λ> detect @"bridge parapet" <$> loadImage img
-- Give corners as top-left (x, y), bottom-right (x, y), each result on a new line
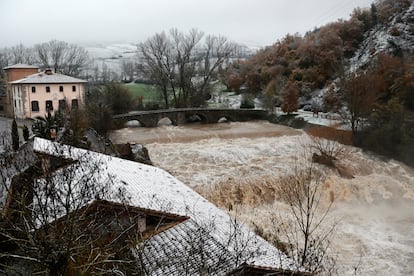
top-left (112, 108), bottom-right (269, 128)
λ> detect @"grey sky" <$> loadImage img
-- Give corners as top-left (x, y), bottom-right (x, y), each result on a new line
top-left (1, 0), bottom-right (373, 48)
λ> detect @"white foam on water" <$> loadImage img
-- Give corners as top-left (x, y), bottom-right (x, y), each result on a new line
top-left (111, 122), bottom-right (414, 275)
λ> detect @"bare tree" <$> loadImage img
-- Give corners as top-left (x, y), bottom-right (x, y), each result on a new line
top-left (0, 49), bottom-right (11, 71)
top-left (272, 160), bottom-right (337, 275)
top-left (9, 44), bottom-right (37, 65)
top-left (170, 28), bottom-right (203, 107)
top-left (121, 60), bottom-right (136, 82)
top-left (10, 44), bottom-right (26, 64)
top-left (140, 29), bottom-right (237, 108)
top-left (34, 40), bottom-right (88, 76)
top-left (306, 126), bottom-right (349, 168)
top-left (193, 34), bottom-right (235, 107)
top-left (140, 31), bottom-right (176, 108)
top-left (0, 45), bottom-right (36, 77)
top-left (0, 138), bottom-right (134, 274)
top-left (339, 72), bottom-right (383, 137)
top-left (133, 208), bottom-right (262, 275)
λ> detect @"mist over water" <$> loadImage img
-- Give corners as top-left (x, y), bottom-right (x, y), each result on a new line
top-left (110, 121), bottom-right (414, 275)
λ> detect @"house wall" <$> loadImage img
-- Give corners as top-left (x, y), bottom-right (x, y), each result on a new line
top-left (12, 85), bottom-right (24, 118)
top-left (3, 67), bottom-right (39, 117)
top-left (16, 82), bottom-right (85, 119)
top-left (4, 68), bottom-right (39, 83)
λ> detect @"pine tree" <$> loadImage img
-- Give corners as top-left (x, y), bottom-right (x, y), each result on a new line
top-left (22, 125), bottom-right (30, 141)
top-left (11, 119), bottom-right (19, 151)
top-left (370, 3), bottom-right (378, 26)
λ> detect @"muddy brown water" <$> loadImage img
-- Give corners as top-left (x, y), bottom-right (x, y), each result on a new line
top-left (110, 121), bottom-right (414, 275)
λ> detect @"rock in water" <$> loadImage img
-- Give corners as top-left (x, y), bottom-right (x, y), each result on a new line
top-left (115, 143), bottom-right (152, 165)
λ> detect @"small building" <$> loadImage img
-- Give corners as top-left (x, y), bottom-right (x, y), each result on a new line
top-left (2, 64), bottom-right (87, 119)
top-left (1, 64), bottom-right (40, 117)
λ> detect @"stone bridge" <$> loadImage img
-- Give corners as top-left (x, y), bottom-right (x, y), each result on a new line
top-left (112, 108), bottom-right (268, 128)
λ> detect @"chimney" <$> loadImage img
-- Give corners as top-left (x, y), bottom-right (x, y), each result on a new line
top-left (45, 69), bottom-right (53, 75)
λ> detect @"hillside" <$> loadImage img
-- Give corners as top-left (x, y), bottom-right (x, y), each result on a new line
top-left (350, 1), bottom-right (414, 71)
top-left (225, 0), bottom-right (413, 94)
top-left (224, 0), bottom-right (414, 166)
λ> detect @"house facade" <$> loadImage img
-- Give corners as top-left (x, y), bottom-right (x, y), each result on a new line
top-left (2, 64), bottom-right (87, 119)
top-left (1, 64), bottom-right (40, 117)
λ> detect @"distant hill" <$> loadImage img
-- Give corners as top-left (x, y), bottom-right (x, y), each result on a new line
top-left (83, 43), bottom-right (139, 77)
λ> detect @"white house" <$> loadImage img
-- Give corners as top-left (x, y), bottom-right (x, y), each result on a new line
top-left (4, 64), bottom-right (87, 119)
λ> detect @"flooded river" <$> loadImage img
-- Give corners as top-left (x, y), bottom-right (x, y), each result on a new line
top-left (110, 121), bottom-right (414, 275)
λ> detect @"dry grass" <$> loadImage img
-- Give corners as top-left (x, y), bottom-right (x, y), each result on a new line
top-left (196, 171), bottom-right (335, 211)
top-left (196, 169), bottom-right (338, 273)
top-left (196, 176), bottom-right (285, 210)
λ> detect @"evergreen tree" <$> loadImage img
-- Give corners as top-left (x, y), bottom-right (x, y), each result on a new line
top-left (370, 3), bottom-right (378, 26)
top-left (11, 119), bottom-right (19, 151)
top-left (281, 82), bottom-right (299, 114)
top-left (22, 125), bottom-right (30, 141)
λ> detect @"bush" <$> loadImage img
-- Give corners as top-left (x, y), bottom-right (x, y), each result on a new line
top-left (22, 125), bottom-right (30, 141)
top-left (390, 26), bottom-right (401, 36)
top-left (269, 114), bottom-right (307, 129)
top-left (240, 93), bottom-right (255, 109)
top-left (11, 119), bottom-right (19, 151)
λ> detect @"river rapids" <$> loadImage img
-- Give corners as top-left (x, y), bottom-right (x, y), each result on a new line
top-left (110, 121), bottom-right (414, 275)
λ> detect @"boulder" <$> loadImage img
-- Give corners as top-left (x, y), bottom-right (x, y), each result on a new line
top-left (114, 143), bottom-right (152, 165)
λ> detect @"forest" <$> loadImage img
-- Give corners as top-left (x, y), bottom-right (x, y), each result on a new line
top-left (224, 0), bottom-right (414, 165)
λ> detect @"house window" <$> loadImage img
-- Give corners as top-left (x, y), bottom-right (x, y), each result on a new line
top-left (59, 86), bottom-right (64, 92)
top-left (46, 100), bottom-right (53, 112)
top-left (72, 85), bottom-right (76, 92)
top-left (71, 99), bottom-right (79, 110)
top-left (46, 86), bottom-right (50, 93)
top-left (58, 99), bottom-right (66, 110)
top-left (31, 101), bottom-right (39, 112)
top-left (31, 86), bottom-right (36, 93)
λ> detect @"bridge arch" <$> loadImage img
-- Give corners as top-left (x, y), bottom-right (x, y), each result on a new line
top-left (184, 113), bottom-right (208, 124)
top-left (216, 115), bottom-right (235, 123)
top-left (112, 108), bottom-right (268, 128)
top-left (157, 117), bottom-right (175, 126)
top-left (125, 119), bottom-right (141, 127)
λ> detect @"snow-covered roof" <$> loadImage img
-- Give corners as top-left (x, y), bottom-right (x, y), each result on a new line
top-left (32, 137), bottom-right (300, 274)
top-left (0, 141), bottom-right (38, 209)
top-left (3, 63), bottom-right (39, 70)
top-left (9, 71), bottom-right (87, 84)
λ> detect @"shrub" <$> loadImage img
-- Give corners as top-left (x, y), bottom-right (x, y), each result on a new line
top-left (306, 126), bottom-right (355, 178)
top-left (22, 125), bottom-right (30, 141)
top-left (11, 119), bottom-right (19, 151)
top-left (390, 26), bottom-right (401, 36)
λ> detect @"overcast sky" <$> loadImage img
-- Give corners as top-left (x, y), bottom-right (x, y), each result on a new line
top-left (1, 0), bottom-right (374, 48)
